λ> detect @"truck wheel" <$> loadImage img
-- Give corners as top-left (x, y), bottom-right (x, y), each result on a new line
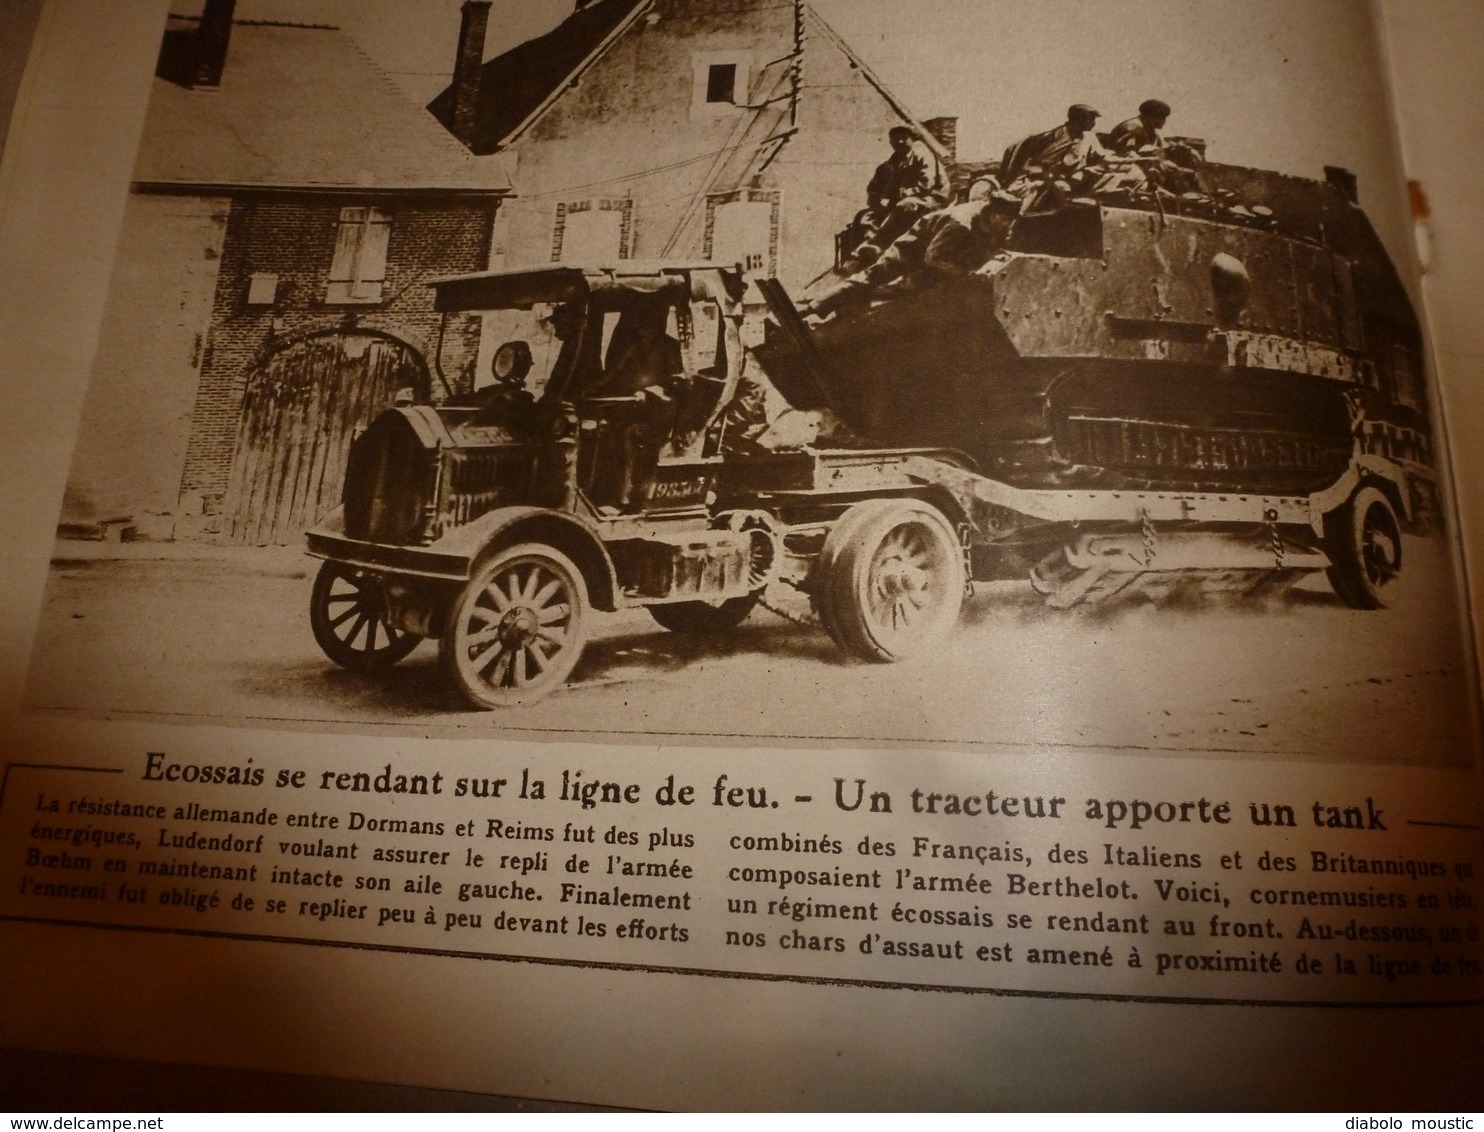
top-left (648, 595), bottom-right (760, 634)
top-left (817, 498), bottom-right (965, 662)
top-left (310, 561), bottom-right (421, 672)
top-left (440, 543), bottom-right (588, 708)
top-left (1324, 485), bottom-right (1402, 609)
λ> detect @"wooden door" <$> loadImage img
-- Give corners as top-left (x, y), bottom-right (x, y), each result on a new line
top-left (223, 331), bottom-right (428, 545)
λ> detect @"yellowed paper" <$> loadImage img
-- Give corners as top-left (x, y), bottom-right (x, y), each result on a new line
top-left (2, 0), bottom-right (1482, 1110)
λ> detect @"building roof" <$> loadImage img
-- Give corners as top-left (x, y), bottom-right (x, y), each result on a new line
top-left (426, 0), bottom-right (940, 166)
top-left (136, 17), bottom-right (510, 193)
top-left (427, 0), bottom-right (649, 154)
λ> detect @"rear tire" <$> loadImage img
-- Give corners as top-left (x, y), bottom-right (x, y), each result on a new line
top-left (1324, 485), bottom-right (1402, 609)
top-left (815, 499), bottom-right (965, 661)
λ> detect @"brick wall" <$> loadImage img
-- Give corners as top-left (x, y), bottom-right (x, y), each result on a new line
top-left (178, 191), bottom-right (496, 515)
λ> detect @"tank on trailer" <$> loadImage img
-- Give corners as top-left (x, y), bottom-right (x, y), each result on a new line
top-left (753, 163), bottom-right (1435, 521)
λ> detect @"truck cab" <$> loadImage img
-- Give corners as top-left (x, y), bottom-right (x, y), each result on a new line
top-left (307, 263), bottom-right (780, 707)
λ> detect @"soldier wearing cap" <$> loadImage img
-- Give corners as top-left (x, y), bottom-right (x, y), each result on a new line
top-left (1108, 99), bottom-right (1172, 155)
top-left (804, 186), bottom-right (1021, 319)
top-left (1000, 103), bottom-right (1107, 186)
top-left (852, 125), bottom-right (950, 266)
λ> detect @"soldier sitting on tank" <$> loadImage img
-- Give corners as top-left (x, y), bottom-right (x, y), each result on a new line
top-left (847, 125), bottom-right (950, 270)
top-left (1103, 99), bottom-right (1203, 197)
top-left (803, 180), bottom-right (1019, 320)
top-left (1001, 104), bottom-right (1108, 184)
top-left (1001, 104), bottom-right (1163, 213)
top-left (1107, 99), bottom-right (1169, 155)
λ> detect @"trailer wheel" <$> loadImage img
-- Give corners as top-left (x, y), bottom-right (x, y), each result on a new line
top-left (440, 543), bottom-right (588, 708)
top-left (310, 561), bottom-right (421, 672)
top-left (1324, 485), bottom-right (1402, 609)
top-left (648, 595), bottom-right (760, 634)
top-left (817, 499), bottom-right (965, 662)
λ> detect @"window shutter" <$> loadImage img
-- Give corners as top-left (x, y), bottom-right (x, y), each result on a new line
top-left (355, 209), bottom-right (392, 301)
top-left (326, 206), bottom-right (390, 304)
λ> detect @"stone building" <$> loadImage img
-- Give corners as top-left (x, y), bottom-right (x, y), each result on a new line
top-left (64, 0), bottom-right (509, 544)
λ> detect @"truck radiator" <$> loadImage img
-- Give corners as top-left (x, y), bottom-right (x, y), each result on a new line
top-left (343, 408), bottom-right (536, 546)
top-left (435, 448), bottom-right (539, 536)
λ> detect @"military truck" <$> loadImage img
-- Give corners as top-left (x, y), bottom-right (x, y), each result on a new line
top-left (303, 165), bottom-right (1431, 707)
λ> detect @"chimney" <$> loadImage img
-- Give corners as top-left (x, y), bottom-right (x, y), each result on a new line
top-left (191, 0), bottom-right (235, 89)
top-left (452, 0), bottom-right (491, 148)
top-left (922, 116), bottom-right (958, 166)
top-left (1324, 165), bottom-right (1359, 205)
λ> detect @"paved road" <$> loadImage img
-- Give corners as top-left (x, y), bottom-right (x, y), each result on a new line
top-left (23, 537), bottom-right (1479, 765)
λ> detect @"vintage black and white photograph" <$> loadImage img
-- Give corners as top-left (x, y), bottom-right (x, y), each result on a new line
top-left (21, 0), bottom-right (1478, 763)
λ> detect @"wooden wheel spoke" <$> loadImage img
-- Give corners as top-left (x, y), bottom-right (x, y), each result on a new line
top-left (521, 567), bottom-right (546, 602)
top-left (484, 582), bottom-right (512, 613)
top-left (364, 619), bottom-right (379, 653)
top-left (344, 613), bottom-right (370, 648)
top-left (535, 627), bottom-right (568, 650)
top-left (868, 587), bottom-right (890, 619)
top-left (325, 592), bottom-right (360, 606)
top-left (465, 626), bottom-right (502, 648)
top-left (531, 578), bottom-right (562, 609)
top-left (491, 648), bottom-right (517, 687)
top-left (1368, 529), bottom-right (1399, 563)
top-left (475, 641), bottom-right (511, 680)
top-left (897, 596), bottom-right (916, 628)
top-left (890, 527), bottom-right (921, 561)
top-left (512, 648), bottom-right (529, 687)
top-left (536, 602), bottom-right (571, 625)
top-left (526, 641), bottom-right (551, 673)
top-left (328, 603), bottom-right (362, 629)
top-left (503, 570), bottom-right (527, 607)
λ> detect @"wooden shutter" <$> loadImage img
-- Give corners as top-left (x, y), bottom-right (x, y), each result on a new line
top-left (326, 206), bottom-right (391, 303)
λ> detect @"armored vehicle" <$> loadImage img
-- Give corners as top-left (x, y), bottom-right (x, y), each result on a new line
top-left (753, 163), bottom-right (1433, 609)
top-left (762, 165), bottom-right (1430, 505)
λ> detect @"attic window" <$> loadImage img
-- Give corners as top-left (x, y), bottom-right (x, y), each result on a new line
top-left (326, 206), bottom-right (391, 304)
top-left (692, 53), bottom-right (749, 118)
top-left (706, 63), bottom-right (737, 104)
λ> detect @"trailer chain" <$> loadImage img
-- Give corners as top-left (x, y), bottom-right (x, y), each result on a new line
top-left (957, 521), bottom-right (976, 599)
top-left (1139, 508), bottom-right (1156, 568)
top-left (759, 584), bottom-right (820, 630)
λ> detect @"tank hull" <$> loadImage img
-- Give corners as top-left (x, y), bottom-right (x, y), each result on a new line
top-left (754, 189), bottom-right (1431, 501)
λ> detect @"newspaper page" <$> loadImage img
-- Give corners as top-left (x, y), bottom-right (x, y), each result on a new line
top-left (2, 0), bottom-right (1482, 1110)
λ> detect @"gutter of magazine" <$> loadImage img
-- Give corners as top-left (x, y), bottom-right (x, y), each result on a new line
top-left (1, 0), bottom-right (1482, 1111)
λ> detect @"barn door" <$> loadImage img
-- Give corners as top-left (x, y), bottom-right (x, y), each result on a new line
top-left (223, 331), bottom-right (428, 545)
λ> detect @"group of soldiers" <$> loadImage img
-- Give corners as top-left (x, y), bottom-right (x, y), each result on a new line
top-left (804, 100), bottom-right (1199, 318)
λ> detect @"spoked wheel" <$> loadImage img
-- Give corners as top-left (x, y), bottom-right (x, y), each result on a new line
top-left (815, 499), bottom-right (965, 662)
top-left (310, 561), bottom-right (421, 672)
top-left (440, 543), bottom-right (589, 708)
top-left (1324, 485), bottom-right (1403, 609)
top-left (647, 594), bottom-right (760, 634)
